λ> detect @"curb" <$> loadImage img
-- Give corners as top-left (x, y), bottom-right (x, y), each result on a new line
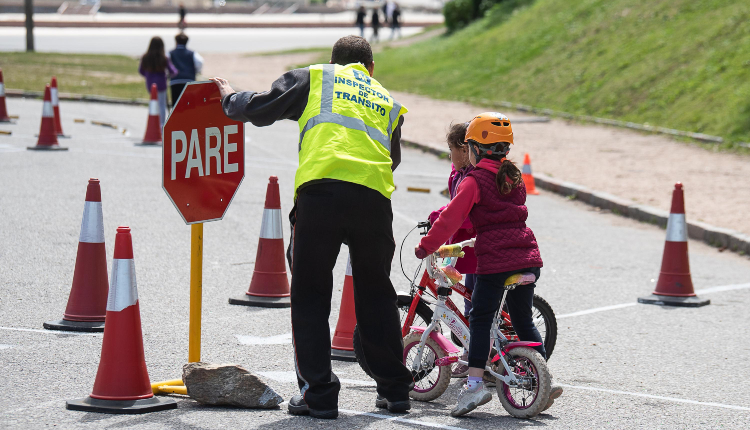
top-left (5, 89), bottom-right (148, 106)
top-left (0, 21), bottom-right (437, 29)
top-left (402, 139), bottom-right (750, 256)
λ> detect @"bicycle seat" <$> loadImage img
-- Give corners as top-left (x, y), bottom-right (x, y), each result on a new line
top-left (504, 272), bottom-right (536, 289)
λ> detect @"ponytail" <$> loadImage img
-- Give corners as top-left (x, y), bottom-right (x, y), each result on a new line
top-left (495, 158), bottom-right (522, 195)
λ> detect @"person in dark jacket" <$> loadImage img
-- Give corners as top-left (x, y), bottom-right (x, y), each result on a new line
top-left (168, 32), bottom-right (204, 106)
top-left (209, 35), bottom-right (412, 419)
top-left (370, 8), bottom-right (381, 43)
top-left (390, 3), bottom-right (402, 40)
top-left (356, 6), bottom-right (367, 38)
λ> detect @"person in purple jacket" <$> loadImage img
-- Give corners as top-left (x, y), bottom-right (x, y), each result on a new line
top-left (139, 36), bottom-right (178, 129)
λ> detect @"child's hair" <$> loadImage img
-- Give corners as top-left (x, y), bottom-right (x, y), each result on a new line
top-left (493, 143), bottom-right (522, 195)
top-left (141, 37), bottom-right (167, 73)
top-left (446, 121), bottom-right (469, 150)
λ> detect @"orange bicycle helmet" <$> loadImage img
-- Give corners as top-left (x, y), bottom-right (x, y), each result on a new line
top-left (464, 112), bottom-right (513, 160)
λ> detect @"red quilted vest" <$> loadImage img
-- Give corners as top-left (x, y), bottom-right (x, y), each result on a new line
top-left (467, 166), bottom-right (543, 274)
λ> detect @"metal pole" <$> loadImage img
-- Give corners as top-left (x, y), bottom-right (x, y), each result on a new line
top-left (188, 223), bottom-right (203, 362)
top-left (24, 0), bottom-right (34, 52)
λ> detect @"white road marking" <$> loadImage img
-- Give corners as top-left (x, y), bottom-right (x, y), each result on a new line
top-left (0, 326), bottom-right (101, 337)
top-left (561, 384), bottom-right (750, 412)
top-left (557, 282), bottom-right (750, 319)
top-left (0, 344), bottom-right (14, 349)
top-left (258, 370), bottom-right (375, 387)
top-left (339, 409), bottom-right (470, 430)
top-left (393, 208), bottom-right (418, 226)
top-left (0, 143), bottom-right (24, 152)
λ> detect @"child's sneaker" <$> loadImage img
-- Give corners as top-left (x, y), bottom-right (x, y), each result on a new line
top-left (451, 351), bottom-right (469, 378)
top-left (544, 384), bottom-right (563, 411)
top-left (450, 382), bottom-right (493, 417)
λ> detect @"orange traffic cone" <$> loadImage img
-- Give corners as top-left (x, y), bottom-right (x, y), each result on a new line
top-left (229, 176), bottom-right (291, 308)
top-left (50, 76), bottom-right (69, 138)
top-left (332, 255), bottom-right (357, 361)
top-left (27, 84), bottom-right (67, 151)
top-left (140, 84), bottom-right (162, 145)
top-left (639, 183), bottom-right (709, 307)
top-left (522, 153), bottom-right (539, 195)
top-left (0, 68), bottom-right (11, 123)
top-left (67, 226), bottom-right (177, 413)
top-left (44, 179), bottom-right (109, 332)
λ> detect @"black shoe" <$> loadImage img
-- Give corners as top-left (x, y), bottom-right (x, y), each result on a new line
top-left (375, 395), bottom-right (411, 413)
top-left (287, 395), bottom-right (338, 419)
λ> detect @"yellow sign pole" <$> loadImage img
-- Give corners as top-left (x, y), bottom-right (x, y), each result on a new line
top-left (189, 222), bottom-right (203, 362)
top-left (151, 223), bottom-right (203, 395)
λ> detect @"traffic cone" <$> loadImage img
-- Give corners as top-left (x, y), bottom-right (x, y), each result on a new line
top-left (331, 255), bottom-right (357, 362)
top-left (140, 84), bottom-right (162, 145)
top-left (522, 153), bottom-right (539, 195)
top-left (44, 179), bottom-right (109, 332)
top-left (27, 84), bottom-right (67, 151)
top-left (0, 68), bottom-right (11, 123)
top-left (638, 183), bottom-right (710, 307)
top-left (229, 176), bottom-right (291, 308)
top-left (67, 226), bottom-right (177, 414)
top-left (50, 76), bottom-right (69, 138)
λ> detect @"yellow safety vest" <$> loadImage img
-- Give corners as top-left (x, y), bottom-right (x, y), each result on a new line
top-left (295, 63), bottom-right (407, 199)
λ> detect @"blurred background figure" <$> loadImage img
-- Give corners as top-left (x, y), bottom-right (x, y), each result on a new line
top-left (390, 3), bottom-right (402, 40)
top-left (370, 7), bottom-right (381, 43)
top-left (178, 3), bottom-right (187, 30)
top-left (385, 1), bottom-right (397, 24)
top-left (356, 6), bottom-right (367, 38)
top-left (168, 33), bottom-right (204, 107)
top-left (138, 36), bottom-right (177, 128)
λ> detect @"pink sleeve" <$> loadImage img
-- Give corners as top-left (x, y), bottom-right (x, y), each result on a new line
top-left (419, 177), bottom-right (480, 253)
top-left (428, 205), bottom-right (447, 224)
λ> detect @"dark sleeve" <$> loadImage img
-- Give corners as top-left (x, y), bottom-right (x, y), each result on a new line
top-left (390, 115), bottom-right (404, 171)
top-left (221, 68), bottom-right (310, 127)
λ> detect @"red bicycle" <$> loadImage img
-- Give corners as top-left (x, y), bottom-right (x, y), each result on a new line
top-left (353, 222), bottom-right (557, 378)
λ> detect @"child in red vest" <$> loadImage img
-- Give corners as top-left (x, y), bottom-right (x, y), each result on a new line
top-left (415, 112), bottom-right (562, 417)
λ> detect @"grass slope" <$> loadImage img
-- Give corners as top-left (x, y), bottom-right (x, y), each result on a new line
top-left (0, 52), bottom-right (145, 100)
top-left (374, 0), bottom-right (750, 143)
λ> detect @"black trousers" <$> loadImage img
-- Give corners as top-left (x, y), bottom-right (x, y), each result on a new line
top-left (291, 181), bottom-right (412, 410)
top-left (170, 83), bottom-right (187, 106)
top-left (468, 267), bottom-right (545, 369)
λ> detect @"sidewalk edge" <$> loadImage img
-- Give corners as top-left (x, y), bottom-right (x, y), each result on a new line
top-left (402, 138), bottom-right (749, 256)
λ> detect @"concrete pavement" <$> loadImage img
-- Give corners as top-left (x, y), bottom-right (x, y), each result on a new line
top-left (1, 97), bottom-right (749, 428)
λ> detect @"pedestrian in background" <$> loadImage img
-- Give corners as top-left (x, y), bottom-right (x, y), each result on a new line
top-left (356, 6), bottom-right (367, 38)
top-left (370, 8), bottom-right (381, 43)
top-left (138, 36), bottom-right (177, 129)
top-left (168, 32), bottom-right (204, 107)
top-left (382, 1), bottom-right (389, 24)
top-left (390, 3), bottom-right (402, 40)
top-left (178, 3), bottom-right (187, 30)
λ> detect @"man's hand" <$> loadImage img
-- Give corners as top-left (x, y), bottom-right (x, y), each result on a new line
top-left (209, 77), bottom-right (236, 100)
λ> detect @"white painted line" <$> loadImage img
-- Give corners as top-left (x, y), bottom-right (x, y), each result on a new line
top-left (259, 370), bottom-right (375, 387)
top-left (393, 208), bottom-right (418, 226)
top-left (557, 303), bottom-right (636, 319)
top-left (561, 384), bottom-right (750, 412)
top-left (340, 409), bottom-right (470, 430)
top-left (695, 282), bottom-right (750, 295)
top-left (0, 326), bottom-right (101, 337)
top-left (237, 333), bottom-right (292, 345)
top-left (0, 344), bottom-right (14, 350)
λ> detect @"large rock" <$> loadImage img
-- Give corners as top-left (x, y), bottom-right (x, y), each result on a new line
top-left (182, 363), bottom-right (283, 408)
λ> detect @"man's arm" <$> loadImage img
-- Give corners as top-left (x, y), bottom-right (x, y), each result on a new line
top-left (193, 52), bottom-right (204, 75)
top-left (390, 115), bottom-right (404, 171)
top-left (218, 68), bottom-right (310, 127)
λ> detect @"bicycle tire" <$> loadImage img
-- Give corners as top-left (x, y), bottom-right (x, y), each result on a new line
top-left (495, 346), bottom-right (551, 418)
top-left (353, 294), bottom-right (433, 377)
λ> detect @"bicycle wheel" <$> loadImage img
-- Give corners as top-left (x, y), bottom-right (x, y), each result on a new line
top-left (353, 294), bottom-right (433, 377)
top-left (495, 346), bottom-right (551, 418)
top-left (402, 332), bottom-right (451, 402)
top-left (532, 295), bottom-right (557, 359)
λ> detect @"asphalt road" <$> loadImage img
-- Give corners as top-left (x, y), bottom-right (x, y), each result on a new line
top-left (0, 27), bottom-right (423, 56)
top-left (1, 97), bottom-right (750, 429)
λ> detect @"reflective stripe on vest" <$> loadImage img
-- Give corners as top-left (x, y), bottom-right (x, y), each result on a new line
top-left (298, 64), bottom-right (402, 153)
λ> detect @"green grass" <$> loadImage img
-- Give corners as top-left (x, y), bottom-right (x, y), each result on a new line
top-left (373, 0), bottom-right (750, 143)
top-left (0, 52), bottom-right (146, 100)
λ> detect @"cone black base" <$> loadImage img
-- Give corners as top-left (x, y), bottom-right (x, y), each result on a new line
top-left (331, 349), bottom-right (357, 362)
top-left (57, 134), bottom-right (71, 139)
top-left (43, 320), bottom-right (105, 333)
top-left (135, 142), bottom-right (161, 146)
top-left (27, 146), bottom-right (68, 151)
top-left (0, 119), bottom-right (15, 124)
top-left (66, 396), bottom-right (177, 414)
top-left (229, 294), bottom-right (291, 308)
top-left (638, 294), bottom-right (710, 307)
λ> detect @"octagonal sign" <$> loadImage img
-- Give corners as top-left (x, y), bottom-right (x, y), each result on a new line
top-left (163, 82), bottom-right (245, 224)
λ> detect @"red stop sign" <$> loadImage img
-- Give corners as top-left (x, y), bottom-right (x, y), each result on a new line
top-left (163, 82), bottom-right (245, 224)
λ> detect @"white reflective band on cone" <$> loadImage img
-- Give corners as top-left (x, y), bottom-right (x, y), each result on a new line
top-left (259, 209), bottom-right (283, 239)
top-left (79, 201), bottom-right (105, 243)
top-left (42, 101), bottom-right (53, 118)
top-left (107, 259), bottom-right (138, 312)
top-left (345, 254), bottom-right (353, 277)
top-left (522, 164), bottom-right (532, 174)
top-left (51, 88), bottom-right (59, 106)
top-left (0, 83), bottom-right (5, 96)
top-left (149, 100), bottom-right (159, 115)
top-left (665, 213), bottom-right (687, 242)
